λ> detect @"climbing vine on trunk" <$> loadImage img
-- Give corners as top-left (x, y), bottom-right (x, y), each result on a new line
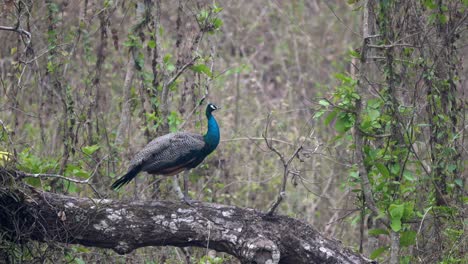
top-left (318, 0), bottom-right (466, 262)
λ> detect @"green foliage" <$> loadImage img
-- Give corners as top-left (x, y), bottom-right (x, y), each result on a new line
top-left (168, 111), bottom-right (182, 132)
top-left (400, 230), bottom-right (416, 247)
top-left (0, 150), bottom-right (12, 166)
top-left (82, 144), bottom-right (100, 156)
top-left (316, 73), bottom-right (359, 136)
top-left (18, 148), bottom-right (59, 174)
top-left (65, 164), bottom-right (90, 179)
top-left (389, 203), bottom-right (404, 232)
top-left (197, 255), bottom-right (224, 264)
top-left (330, 0), bottom-right (466, 261)
top-left (191, 64), bottom-right (213, 78)
top-left (163, 53), bottom-right (175, 72)
top-left (370, 246), bottom-right (388, 260)
top-left (197, 4), bottom-right (224, 34)
top-left (145, 112), bottom-right (162, 131)
top-left (123, 34), bottom-right (142, 49)
top-left (423, 0), bottom-right (437, 10)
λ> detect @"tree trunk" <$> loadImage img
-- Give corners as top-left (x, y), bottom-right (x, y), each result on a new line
top-left (0, 172), bottom-right (375, 264)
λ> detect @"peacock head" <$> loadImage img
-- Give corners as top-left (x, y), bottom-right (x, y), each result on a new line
top-left (206, 103), bottom-right (219, 116)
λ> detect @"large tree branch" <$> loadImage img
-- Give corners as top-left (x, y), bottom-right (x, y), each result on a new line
top-left (0, 174), bottom-right (374, 263)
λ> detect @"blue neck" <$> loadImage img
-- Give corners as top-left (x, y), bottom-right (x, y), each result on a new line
top-left (203, 113), bottom-right (220, 153)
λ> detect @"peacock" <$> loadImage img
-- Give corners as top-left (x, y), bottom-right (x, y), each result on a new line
top-left (111, 103), bottom-right (220, 199)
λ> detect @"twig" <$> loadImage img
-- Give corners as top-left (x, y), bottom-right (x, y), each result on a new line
top-left (16, 165), bottom-right (103, 198)
top-left (222, 137), bottom-right (295, 146)
top-left (0, 25), bottom-right (31, 43)
top-left (355, 0), bottom-right (389, 227)
top-left (20, 43), bottom-right (72, 64)
top-left (178, 98), bottom-right (206, 130)
top-left (17, 171), bottom-right (90, 184)
top-left (165, 56), bottom-right (200, 88)
top-left (326, 209), bottom-right (360, 226)
top-left (367, 43), bottom-right (415, 49)
top-left (324, 2), bottom-right (362, 37)
top-left (416, 206), bottom-right (432, 251)
top-left (263, 113), bottom-right (303, 216)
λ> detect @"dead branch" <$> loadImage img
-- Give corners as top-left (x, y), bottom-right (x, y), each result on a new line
top-left (262, 114), bottom-right (304, 216)
top-left (0, 172), bottom-right (375, 264)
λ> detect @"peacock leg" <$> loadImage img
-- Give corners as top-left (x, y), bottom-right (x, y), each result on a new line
top-left (171, 175), bottom-right (185, 200)
top-left (183, 170), bottom-right (190, 199)
top-left (172, 173), bottom-right (194, 206)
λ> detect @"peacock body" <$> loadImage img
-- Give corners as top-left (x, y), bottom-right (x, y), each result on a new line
top-left (111, 103), bottom-right (220, 190)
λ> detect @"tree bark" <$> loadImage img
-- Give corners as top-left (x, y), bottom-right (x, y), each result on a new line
top-left (0, 174), bottom-right (375, 264)
top-left (115, 57), bottom-right (135, 146)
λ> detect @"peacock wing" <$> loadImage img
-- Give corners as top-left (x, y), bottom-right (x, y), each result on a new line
top-left (140, 132), bottom-right (206, 174)
top-left (128, 133), bottom-right (176, 170)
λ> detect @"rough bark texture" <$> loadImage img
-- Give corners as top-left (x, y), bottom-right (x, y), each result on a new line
top-left (0, 180), bottom-right (375, 264)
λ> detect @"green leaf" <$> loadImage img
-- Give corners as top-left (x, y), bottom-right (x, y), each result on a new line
top-left (147, 40), bottom-right (156, 49)
top-left (318, 99), bottom-right (330, 107)
top-left (163, 53), bottom-right (172, 64)
top-left (197, 10), bottom-right (209, 22)
top-left (47, 61), bottom-right (55, 73)
top-left (389, 203), bottom-right (405, 232)
top-left (389, 164), bottom-right (400, 175)
top-left (438, 14), bottom-right (448, 24)
top-left (25, 177), bottom-right (41, 187)
top-left (190, 64), bottom-right (213, 77)
top-left (66, 181), bottom-right (78, 193)
top-left (166, 63), bottom-right (176, 72)
top-left (334, 73), bottom-right (352, 83)
top-left (123, 35), bottom-right (140, 48)
top-left (75, 246), bottom-right (91, 253)
top-left (212, 17), bottom-right (223, 30)
top-left (313, 110), bottom-right (325, 119)
top-left (423, 0), bottom-right (437, 9)
top-left (368, 228), bottom-right (389, 236)
top-left (370, 246), bottom-right (388, 259)
top-left (335, 114), bottom-right (353, 133)
top-left (348, 49), bottom-right (360, 58)
top-left (349, 170), bottom-right (360, 180)
top-left (135, 52), bottom-right (144, 69)
top-left (389, 204), bottom-right (404, 218)
top-left (213, 4), bottom-right (223, 13)
top-left (390, 219), bottom-right (402, 232)
top-left (335, 116), bottom-right (347, 133)
top-left (454, 178), bottom-right (463, 187)
top-left (74, 258), bottom-right (86, 264)
top-left (403, 202), bottom-right (415, 220)
top-left (376, 163), bottom-right (390, 178)
top-left (403, 171), bottom-right (416, 181)
top-left (367, 98), bottom-right (382, 109)
top-left (324, 110), bottom-right (337, 126)
top-left (447, 163), bottom-right (457, 172)
top-left (368, 109), bottom-right (380, 121)
top-left (400, 230), bottom-right (416, 247)
top-left (82, 144), bottom-right (100, 155)
top-left (168, 111), bottom-right (182, 132)
top-left (47, 2), bottom-right (60, 13)
top-left (73, 169), bottom-right (90, 178)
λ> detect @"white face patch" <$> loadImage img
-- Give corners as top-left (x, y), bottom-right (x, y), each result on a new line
top-left (210, 104), bottom-right (217, 110)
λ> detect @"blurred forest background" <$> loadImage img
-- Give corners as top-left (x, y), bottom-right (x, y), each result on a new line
top-left (0, 0), bottom-right (466, 263)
